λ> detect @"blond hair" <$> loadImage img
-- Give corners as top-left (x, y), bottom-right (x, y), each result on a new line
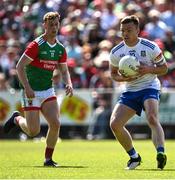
top-left (43, 12), bottom-right (60, 22)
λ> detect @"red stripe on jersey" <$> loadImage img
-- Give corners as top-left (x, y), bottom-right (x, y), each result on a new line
top-left (59, 50), bottom-right (67, 63)
top-left (24, 41), bottom-right (38, 60)
top-left (154, 53), bottom-right (163, 62)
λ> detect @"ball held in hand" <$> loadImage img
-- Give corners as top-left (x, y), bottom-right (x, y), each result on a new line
top-left (119, 55), bottom-right (140, 77)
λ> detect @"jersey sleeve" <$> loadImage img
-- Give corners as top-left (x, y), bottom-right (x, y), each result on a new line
top-left (151, 44), bottom-right (166, 65)
top-left (59, 49), bottom-right (67, 63)
top-left (109, 51), bottom-right (120, 67)
top-left (24, 41), bottom-right (39, 61)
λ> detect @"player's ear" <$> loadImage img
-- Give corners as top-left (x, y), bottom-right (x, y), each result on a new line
top-left (43, 22), bottom-right (46, 29)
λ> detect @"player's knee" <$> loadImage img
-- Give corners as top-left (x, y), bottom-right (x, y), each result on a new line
top-left (110, 119), bottom-right (122, 132)
top-left (147, 113), bottom-right (158, 126)
top-left (28, 128), bottom-right (40, 137)
top-left (49, 120), bottom-right (60, 132)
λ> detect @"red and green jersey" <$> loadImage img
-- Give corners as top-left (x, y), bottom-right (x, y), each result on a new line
top-left (23, 35), bottom-right (67, 90)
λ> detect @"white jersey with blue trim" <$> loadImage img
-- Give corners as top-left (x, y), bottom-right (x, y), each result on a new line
top-left (109, 38), bottom-right (166, 92)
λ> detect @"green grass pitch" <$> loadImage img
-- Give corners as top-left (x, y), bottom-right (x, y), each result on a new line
top-left (0, 139), bottom-right (175, 179)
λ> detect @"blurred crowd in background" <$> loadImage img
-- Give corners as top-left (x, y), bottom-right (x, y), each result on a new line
top-left (0, 0), bottom-right (175, 139)
top-left (0, 0), bottom-right (175, 91)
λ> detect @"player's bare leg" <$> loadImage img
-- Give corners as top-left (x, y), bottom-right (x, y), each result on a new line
top-left (16, 111), bottom-right (40, 137)
top-left (144, 99), bottom-right (167, 169)
top-left (110, 104), bottom-right (141, 170)
top-left (110, 104), bottom-right (136, 151)
top-left (41, 99), bottom-right (60, 167)
top-left (4, 110), bottom-right (40, 137)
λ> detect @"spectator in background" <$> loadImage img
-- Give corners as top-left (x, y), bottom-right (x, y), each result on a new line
top-left (0, 40), bottom-right (7, 73)
top-left (106, 29), bottom-right (122, 47)
top-left (0, 0), bottom-right (175, 90)
top-left (0, 73), bottom-right (9, 91)
top-left (154, 37), bottom-right (175, 88)
top-left (67, 58), bottom-right (86, 88)
top-left (144, 9), bottom-right (168, 40)
top-left (163, 28), bottom-right (175, 56)
top-left (5, 47), bottom-right (20, 89)
top-left (161, 2), bottom-right (175, 34)
top-left (87, 45), bottom-right (114, 139)
top-left (83, 23), bottom-right (103, 58)
top-left (124, 1), bottom-right (141, 16)
top-left (89, 0), bottom-right (104, 12)
top-left (1, 4), bottom-right (21, 41)
top-left (81, 44), bottom-right (97, 88)
top-left (100, 0), bottom-right (119, 33)
top-left (3, 47), bottom-right (18, 77)
top-left (76, 0), bottom-right (93, 22)
top-left (29, 0), bottom-right (54, 24)
top-left (66, 35), bottom-right (83, 65)
top-left (87, 71), bottom-right (114, 140)
top-left (90, 54), bottom-right (109, 88)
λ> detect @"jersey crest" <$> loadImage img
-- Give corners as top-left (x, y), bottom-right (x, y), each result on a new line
top-left (141, 50), bottom-right (146, 57)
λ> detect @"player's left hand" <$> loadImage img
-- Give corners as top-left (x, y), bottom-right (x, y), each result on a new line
top-left (65, 84), bottom-right (73, 97)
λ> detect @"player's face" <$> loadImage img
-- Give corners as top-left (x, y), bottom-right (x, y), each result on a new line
top-left (44, 18), bottom-right (60, 37)
top-left (120, 22), bottom-right (139, 46)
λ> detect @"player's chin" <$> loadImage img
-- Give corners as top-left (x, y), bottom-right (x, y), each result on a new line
top-left (51, 31), bottom-right (57, 36)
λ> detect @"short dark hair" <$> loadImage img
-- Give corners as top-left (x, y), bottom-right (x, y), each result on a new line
top-left (43, 12), bottom-right (60, 22)
top-left (120, 15), bottom-right (139, 27)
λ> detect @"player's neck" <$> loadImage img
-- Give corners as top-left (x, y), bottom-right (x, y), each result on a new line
top-left (43, 34), bottom-right (56, 45)
top-left (125, 38), bottom-right (139, 47)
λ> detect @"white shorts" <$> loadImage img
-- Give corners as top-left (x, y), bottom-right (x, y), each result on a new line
top-left (21, 88), bottom-right (57, 111)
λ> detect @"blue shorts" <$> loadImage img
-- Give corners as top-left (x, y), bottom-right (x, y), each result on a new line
top-left (118, 89), bottom-right (160, 116)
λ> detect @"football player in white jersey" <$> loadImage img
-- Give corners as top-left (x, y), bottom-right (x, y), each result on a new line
top-left (109, 15), bottom-right (168, 170)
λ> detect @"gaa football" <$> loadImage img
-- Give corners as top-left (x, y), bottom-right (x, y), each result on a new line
top-left (119, 55), bottom-right (140, 77)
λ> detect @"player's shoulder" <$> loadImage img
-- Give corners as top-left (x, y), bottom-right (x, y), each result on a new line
top-left (111, 41), bottom-right (125, 54)
top-left (140, 38), bottom-right (158, 50)
top-left (34, 35), bottom-right (45, 46)
top-left (56, 39), bottom-right (65, 49)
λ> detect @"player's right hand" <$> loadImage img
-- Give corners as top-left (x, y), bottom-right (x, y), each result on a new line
top-left (24, 86), bottom-right (35, 98)
top-left (118, 69), bottom-right (128, 77)
top-left (65, 84), bottom-right (73, 97)
top-left (119, 73), bottom-right (140, 82)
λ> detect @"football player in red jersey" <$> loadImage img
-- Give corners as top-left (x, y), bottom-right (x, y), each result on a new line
top-left (4, 12), bottom-right (73, 167)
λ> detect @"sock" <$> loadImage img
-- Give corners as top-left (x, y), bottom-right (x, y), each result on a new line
top-left (45, 147), bottom-right (54, 161)
top-left (127, 148), bottom-right (138, 158)
top-left (157, 146), bottom-right (164, 153)
top-left (14, 116), bottom-right (22, 125)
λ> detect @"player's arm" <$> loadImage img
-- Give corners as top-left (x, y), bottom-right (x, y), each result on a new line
top-left (58, 63), bottom-right (73, 97)
top-left (16, 54), bottom-right (35, 98)
top-left (110, 64), bottom-right (138, 82)
top-left (137, 53), bottom-right (168, 76)
top-left (137, 63), bottom-right (168, 76)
